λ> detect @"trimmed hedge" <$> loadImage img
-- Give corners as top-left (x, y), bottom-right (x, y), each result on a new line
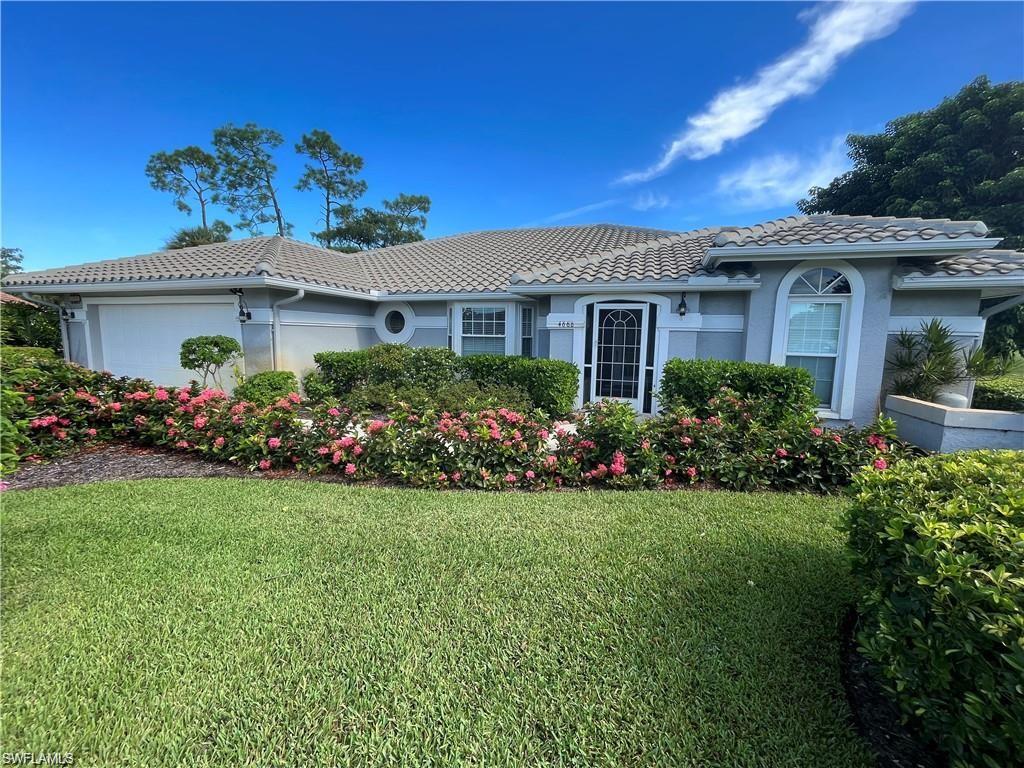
top-left (456, 355), bottom-right (578, 417)
top-left (234, 371), bottom-right (299, 406)
top-left (659, 359), bottom-right (817, 422)
top-left (847, 451), bottom-right (1024, 767)
top-left (1, 346), bottom-right (59, 369)
top-left (312, 345), bottom-right (579, 416)
top-left (972, 376), bottom-right (1024, 412)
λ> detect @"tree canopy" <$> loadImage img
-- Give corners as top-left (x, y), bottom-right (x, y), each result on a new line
top-left (799, 77), bottom-right (1023, 249)
top-left (328, 193), bottom-right (432, 251)
top-left (1, 247), bottom-right (24, 279)
top-left (213, 123), bottom-right (291, 237)
top-left (165, 221), bottom-right (232, 250)
top-left (295, 130), bottom-right (367, 249)
top-left (144, 147), bottom-right (220, 229)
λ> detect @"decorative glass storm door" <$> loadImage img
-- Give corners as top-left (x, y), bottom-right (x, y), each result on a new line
top-left (591, 303), bottom-right (648, 411)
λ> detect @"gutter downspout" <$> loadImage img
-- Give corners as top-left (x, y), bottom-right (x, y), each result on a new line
top-left (19, 293), bottom-right (70, 363)
top-left (271, 289), bottom-right (304, 370)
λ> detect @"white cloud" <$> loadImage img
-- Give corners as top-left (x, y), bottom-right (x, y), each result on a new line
top-left (618, 0), bottom-right (913, 184)
top-left (716, 137), bottom-right (852, 209)
top-left (631, 192), bottom-right (670, 211)
top-left (527, 198), bottom-right (622, 226)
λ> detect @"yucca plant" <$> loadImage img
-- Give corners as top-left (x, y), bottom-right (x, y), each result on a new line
top-left (888, 319), bottom-right (1002, 402)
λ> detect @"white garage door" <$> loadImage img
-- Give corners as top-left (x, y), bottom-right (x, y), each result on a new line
top-left (98, 302), bottom-right (242, 387)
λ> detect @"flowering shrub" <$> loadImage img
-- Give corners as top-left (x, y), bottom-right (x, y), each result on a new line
top-left (2, 358), bottom-right (901, 492)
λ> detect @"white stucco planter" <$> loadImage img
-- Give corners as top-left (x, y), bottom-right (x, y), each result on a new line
top-left (885, 395), bottom-right (1024, 453)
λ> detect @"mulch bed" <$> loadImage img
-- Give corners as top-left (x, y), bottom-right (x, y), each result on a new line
top-left (840, 608), bottom-right (947, 768)
top-left (5, 443), bottom-right (256, 491)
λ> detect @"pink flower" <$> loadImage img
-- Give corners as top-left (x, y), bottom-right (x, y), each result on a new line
top-left (352, 445), bottom-right (363, 456)
top-left (525, 470), bottom-right (535, 480)
top-left (178, 391), bottom-right (191, 403)
top-left (665, 468), bottom-right (673, 477)
top-left (344, 463), bottom-right (357, 476)
top-left (681, 436), bottom-right (693, 446)
top-left (832, 434), bottom-right (842, 444)
top-left (609, 450), bottom-right (627, 477)
top-left (86, 428), bottom-right (97, 437)
top-left (317, 446), bottom-right (330, 456)
top-left (452, 471), bottom-right (462, 482)
top-left (193, 416), bottom-right (208, 429)
top-left (110, 402), bottom-right (122, 412)
top-left (175, 440), bottom-right (190, 449)
top-left (438, 472), bottom-right (448, 482)
top-left (165, 417), bottom-right (176, 426)
top-left (367, 420), bottom-right (387, 434)
top-left (811, 427), bottom-right (823, 437)
top-left (288, 392), bottom-right (301, 404)
top-left (154, 388), bottom-right (169, 401)
top-left (214, 436), bottom-right (225, 448)
top-left (267, 437), bottom-right (281, 449)
top-left (873, 458), bottom-right (888, 470)
top-left (775, 448), bottom-right (788, 458)
top-left (327, 407), bottom-right (341, 417)
top-left (686, 466), bottom-right (698, 478)
top-left (544, 455), bottom-right (558, 468)
top-left (332, 450), bottom-right (343, 465)
top-left (258, 459), bottom-right (271, 471)
top-left (339, 436), bottom-right (355, 448)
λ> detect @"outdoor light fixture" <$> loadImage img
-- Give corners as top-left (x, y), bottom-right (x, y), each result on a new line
top-left (231, 288), bottom-right (252, 323)
top-left (677, 293), bottom-right (687, 316)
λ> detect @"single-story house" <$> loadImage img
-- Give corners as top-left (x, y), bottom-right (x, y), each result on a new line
top-left (6, 214), bottom-right (1023, 424)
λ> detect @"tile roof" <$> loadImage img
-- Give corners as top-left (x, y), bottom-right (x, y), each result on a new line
top-left (897, 249), bottom-right (1024, 279)
top-left (353, 224), bottom-right (679, 293)
top-left (0, 291), bottom-right (39, 306)
top-left (4, 216), bottom-right (1012, 296)
top-left (713, 215), bottom-right (991, 249)
top-left (2, 236), bottom-right (374, 293)
top-left (511, 229), bottom-right (732, 285)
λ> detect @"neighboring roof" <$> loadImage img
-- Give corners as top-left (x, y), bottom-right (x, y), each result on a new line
top-left (2, 236), bottom-right (374, 294)
top-left (5, 216), bottom-right (1014, 297)
top-left (713, 214), bottom-right (991, 249)
top-left (353, 224), bottom-right (679, 293)
top-left (0, 290), bottom-right (38, 306)
top-left (897, 249), bottom-right (1024, 279)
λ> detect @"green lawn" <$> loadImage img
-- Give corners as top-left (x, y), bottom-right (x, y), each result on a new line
top-left (1, 480), bottom-right (872, 767)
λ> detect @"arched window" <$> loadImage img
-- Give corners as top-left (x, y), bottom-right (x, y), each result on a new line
top-left (783, 268), bottom-right (852, 408)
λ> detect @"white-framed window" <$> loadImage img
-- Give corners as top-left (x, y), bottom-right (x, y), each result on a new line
top-left (461, 305), bottom-right (507, 355)
top-left (520, 306), bottom-right (534, 358)
top-left (374, 301), bottom-right (415, 344)
top-left (783, 267), bottom-right (851, 410)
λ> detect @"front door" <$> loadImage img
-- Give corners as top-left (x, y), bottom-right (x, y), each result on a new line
top-left (590, 303), bottom-right (648, 411)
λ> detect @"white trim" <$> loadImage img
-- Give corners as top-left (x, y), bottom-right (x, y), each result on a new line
top-left (893, 274), bottom-right (1024, 291)
top-left (545, 311), bottom-right (744, 333)
top-left (14, 276), bottom-right (380, 301)
top-left (80, 294), bottom-right (237, 306)
top-left (510, 278), bottom-right (760, 295)
top-left (568, 293), bottom-right (675, 413)
top-left (705, 237), bottom-right (1001, 266)
top-left (590, 302), bottom-right (649, 412)
top-left (374, 302), bottom-right (416, 344)
top-left (386, 291), bottom-right (526, 301)
top-left (887, 316), bottom-right (986, 336)
top-left (769, 260), bottom-right (865, 421)
top-left (449, 301), bottom-right (518, 356)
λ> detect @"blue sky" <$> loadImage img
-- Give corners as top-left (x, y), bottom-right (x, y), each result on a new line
top-left (3, 1), bottom-right (1022, 271)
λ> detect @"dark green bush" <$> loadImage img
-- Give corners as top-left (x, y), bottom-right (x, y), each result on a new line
top-left (301, 371), bottom-right (335, 403)
top-left (456, 355), bottom-right (578, 416)
top-left (313, 345), bottom-right (577, 416)
top-left (972, 376), bottom-right (1024, 412)
top-left (659, 358), bottom-right (816, 422)
top-left (312, 350), bottom-right (370, 395)
top-left (1, 346), bottom-right (59, 370)
top-left (345, 381), bottom-right (533, 415)
top-left (846, 451), bottom-right (1024, 768)
top-left (234, 371), bottom-right (299, 406)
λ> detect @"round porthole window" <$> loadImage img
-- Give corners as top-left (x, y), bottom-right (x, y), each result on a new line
top-left (385, 310), bottom-right (406, 334)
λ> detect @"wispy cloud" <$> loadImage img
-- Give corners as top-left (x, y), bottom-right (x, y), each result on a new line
top-left (631, 192), bottom-right (670, 211)
top-left (716, 137), bottom-right (851, 209)
top-left (526, 198), bottom-right (622, 226)
top-left (618, 1), bottom-right (913, 184)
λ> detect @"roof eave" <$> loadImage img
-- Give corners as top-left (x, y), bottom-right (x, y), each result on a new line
top-left (893, 273), bottom-right (1024, 298)
top-left (6, 275), bottom-right (379, 301)
top-left (703, 237), bottom-right (1003, 267)
top-left (508, 276), bottom-right (761, 294)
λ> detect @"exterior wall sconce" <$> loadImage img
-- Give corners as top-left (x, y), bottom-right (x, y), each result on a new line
top-left (677, 293), bottom-right (687, 316)
top-left (231, 288), bottom-right (251, 323)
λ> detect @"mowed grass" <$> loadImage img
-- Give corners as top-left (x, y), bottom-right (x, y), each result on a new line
top-left (1, 480), bottom-right (872, 767)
